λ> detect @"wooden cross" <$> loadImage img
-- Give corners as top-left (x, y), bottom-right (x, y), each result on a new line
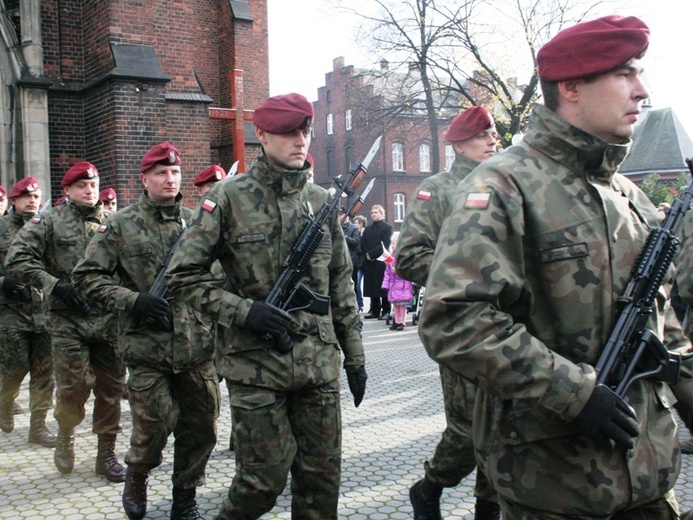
top-left (209, 69), bottom-right (254, 173)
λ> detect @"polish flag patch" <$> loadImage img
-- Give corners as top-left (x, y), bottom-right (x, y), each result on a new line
top-left (31, 216), bottom-right (42, 224)
top-left (464, 192), bottom-right (491, 209)
top-left (201, 199), bottom-right (217, 212)
top-left (417, 190), bottom-right (432, 201)
top-left (98, 224), bottom-right (108, 233)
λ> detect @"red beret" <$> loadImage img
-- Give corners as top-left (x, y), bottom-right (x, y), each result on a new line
top-left (194, 165), bottom-right (226, 186)
top-left (61, 162), bottom-right (99, 187)
top-left (0, 185), bottom-right (6, 198)
top-left (253, 93), bottom-right (314, 134)
top-left (538, 15), bottom-right (649, 82)
top-left (140, 142), bottom-right (181, 173)
top-left (54, 196), bottom-right (68, 207)
top-left (306, 153), bottom-right (314, 168)
top-left (99, 188), bottom-right (117, 202)
top-left (9, 177), bottom-right (40, 198)
top-left (445, 106), bottom-right (494, 142)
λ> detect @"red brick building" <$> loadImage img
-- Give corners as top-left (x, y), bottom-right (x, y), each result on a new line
top-left (0, 0), bottom-right (268, 206)
top-left (311, 57), bottom-right (463, 231)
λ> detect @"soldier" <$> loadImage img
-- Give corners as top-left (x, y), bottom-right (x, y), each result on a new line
top-left (5, 163), bottom-right (126, 481)
top-left (99, 188), bottom-right (118, 212)
top-left (397, 106), bottom-right (500, 520)
top-left (0, 178), bottom-right (55, 447)
top-left (72, 142), bottom-right (219, 520)
top-left (419, 15), bottom-right (693, 518)
top-left (166, 93), bottom-right (367, 520)
top-left (193, 164), bottom-right (226, 196)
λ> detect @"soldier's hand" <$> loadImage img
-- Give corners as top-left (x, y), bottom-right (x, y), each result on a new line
top-left (2, 276), bottom-right (31, 302)
top-left (245, 301), bottom-right (291, 336)
top-left (571, 384), bottom-right (639, 449)
top-left (133, 292), bottom-right (172, 331)
top-left (345, 365), bottom-right (367, 407)
top-left (52, 280), bottom-right (88, 310)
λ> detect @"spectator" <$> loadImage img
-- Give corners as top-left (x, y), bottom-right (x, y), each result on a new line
top-left (361, 204), bottom-right (393, 320)
top-left (381, 233), bottom-right (413, 331)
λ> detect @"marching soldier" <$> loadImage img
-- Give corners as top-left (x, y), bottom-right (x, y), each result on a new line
top-left (194, 164), bottom-right (226, 196)
top-left (99, 188), bottom-right (118, 212)
top-left (72, 142), bottom-right (219, 520)
top-left (0, 178), bottom-right (55, 447)
top-left (6, 163), bottom-right (126, 482)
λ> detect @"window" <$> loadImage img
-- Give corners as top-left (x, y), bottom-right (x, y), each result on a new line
top-left (326, 113), bottom-right (334, 135)
top-left (345, 109), bottom-right (352, 130)
top-left (392, 142), bottom-right (404, 171)
top-left (419, 143), bottom-right (431, 172)
top-left (445, 144), bottom-right (455, 170)
top-left (394, 193), bottom-right (406, 223)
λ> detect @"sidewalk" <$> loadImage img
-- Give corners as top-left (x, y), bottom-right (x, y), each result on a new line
top-left (0, 315), bottom-right (691, 519)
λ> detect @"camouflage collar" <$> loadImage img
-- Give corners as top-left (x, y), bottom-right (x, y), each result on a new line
top-left (139, 192), bottom-right (184, 221)
top-left (450, 154), bottom-right (481, 179)
top-left (524, 105), bottom-right (630, 181)
top-left (68, 199), bottom-right (104, 220)
top-left (8, 211), bottom-right (33, 224)
top-left (253, 153), bottom-right (310, 195)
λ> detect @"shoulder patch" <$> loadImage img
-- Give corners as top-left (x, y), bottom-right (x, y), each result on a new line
top-left (464, 192), bottom-right (491, 209)
top-left (201, 199), bottom-right (217, 212)
top-left (417, 190), bottom-right (432, 201)
top-left (98, 224), bottom-right (108, 233)
top-left (31, 216), bottom-right (42, 224)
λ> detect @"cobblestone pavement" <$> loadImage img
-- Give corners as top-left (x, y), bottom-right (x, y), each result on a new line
top-left (0, 314), bottom-right (691, 519)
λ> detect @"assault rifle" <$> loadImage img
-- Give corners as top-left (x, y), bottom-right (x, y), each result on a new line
top-left (266, 136), bottom-right (382, 353)
top-left (594, 159), bottom-right (693, 398)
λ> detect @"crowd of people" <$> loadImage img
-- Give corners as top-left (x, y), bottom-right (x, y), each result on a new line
top-left (1, 13), bottom-right (693, 520)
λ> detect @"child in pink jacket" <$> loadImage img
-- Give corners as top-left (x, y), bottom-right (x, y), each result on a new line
top-left (381, 233), bottom-right (414, 330)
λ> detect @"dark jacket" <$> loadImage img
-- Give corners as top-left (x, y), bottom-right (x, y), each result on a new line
top-left (341, 220), bottom-right (362, 270)
top-left (360, 219), bottom-right (393, 298)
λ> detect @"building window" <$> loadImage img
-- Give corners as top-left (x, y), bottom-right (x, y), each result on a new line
top-left (394, 193), bottom-right (406, 223)
top-left (445, 144), bottom-right (455, 170)
top-left (419, 143), bottom-right (431, 172)
top-left (326, 113), bottom-right (334, 135)
top-left (345, 109), bottom-right (352, 131)
top-left (392, 142), bottom-right (404, 171)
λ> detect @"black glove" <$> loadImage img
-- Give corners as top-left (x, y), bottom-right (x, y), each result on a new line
top-left (133, 292), bottom-right (172, 331)
top-left (2, 276), bottom-right (31, 302)
top-left (245, 301), bottom-right (291, 336)
top-left (571, 384), bottom-right (639, 449)
top-left (345, 365), bottom-right (367, 408)
top-left (52, 280), bottom-right (90, 313)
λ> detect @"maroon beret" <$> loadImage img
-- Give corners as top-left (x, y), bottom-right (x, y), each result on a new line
top-left (54, 196), bottom-right (68, 207)
top-left (253, 93), bottom-right (314, 134)
top-left (9, 177), bottom-right (40, 198)
top-left (194, 165), bottom-right (226, 187)
top-left (0, 185), bottom-right (6, 198)
top-left (538, 15), bottom-right (649, 82)
top-left (306, 153), bottom-right (314, 168)
top-left (99, 188), bottom-right (117, 202)
top-left (445, 106), bottom-right (494, 142)
top-left (61, 162), bottom-right (99, 187)
top-left (140, 142), bottom-right (181, 173)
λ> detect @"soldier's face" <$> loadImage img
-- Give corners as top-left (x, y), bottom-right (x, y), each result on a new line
top-left (0, 197), bottom-right (6, 214)
top-left (11, 191), bottom-right (41, 215)
top-left (256, 127), bottom-right (311, 170)
top-left (65, 179), bottom-right (100, 206)
top-left (141, 165), bottom-right (182, 204)
top-left (102, 199), bottom-right (117, 212)
top-left (454, 128), bottom-right (498, 164)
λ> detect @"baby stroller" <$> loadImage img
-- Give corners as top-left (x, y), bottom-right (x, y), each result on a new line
top-left (386, 284), bottom-right (425, 326)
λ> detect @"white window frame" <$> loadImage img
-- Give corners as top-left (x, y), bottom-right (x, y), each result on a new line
top-left (419, 143), bottom-right (431, 172)
top-left (392, 142), bottom-right (404, 172)
top-left (345, 109), bottom-right (352, 130)
top-left (326, 113), bottom-right (334, 135)
top-left (445, 144), bottom-right (455, 170)
top-left (394, 193), bottom-right (406, 223)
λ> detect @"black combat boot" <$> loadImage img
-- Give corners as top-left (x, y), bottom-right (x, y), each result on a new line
top-left (0, 400), bottom-right (14, 433)
top-left (12, 401), bottom-right (22, 415)
top-left (54, 427), bottom-right (75, 474)
top-left (409, 478), bottom-right (443, 520)
top-left (474, 499), bottom-right (501, 520)
top-left (95, 433), bottom-right (126, 482)
top-left (123, 468), bottom-right (148, 520)
top-left (171, 487), bottom-right (204, 520)
top-left (28, 411), bottom-right (57, 447)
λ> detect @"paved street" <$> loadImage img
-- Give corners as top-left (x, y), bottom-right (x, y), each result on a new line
top-left (0, 314), bottom-right (692, 519)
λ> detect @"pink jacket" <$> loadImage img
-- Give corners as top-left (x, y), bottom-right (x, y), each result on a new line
top-left (381, 254), bottom-right (414, 303)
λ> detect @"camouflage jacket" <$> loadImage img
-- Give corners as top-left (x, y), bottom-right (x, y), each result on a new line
top-left (418, 104), bottom-right (692, 514)
top-left (396, 154), bottom-right (480, 286)
top-left (5, 200), bottom-right (112, 320)
top-left (71, 193), bottom-right (215, 372)
top-left (0, 212), bottom-right (45, 331)
top-left (166, 153), bottom-right (364, 390)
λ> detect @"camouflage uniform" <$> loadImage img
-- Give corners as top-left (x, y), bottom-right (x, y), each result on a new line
top-left (0, 212), bottom-right (53, 420)
top-left (5, 201), bottom-right (125, 437)
top-left (166, 153), bottom-right (365, 520)
top-left (418, 104), bottom-right (692, 517)
top-left (71, 193), bottom-right (219, 487)
top-left (397, 154), bottom-right (497, 503)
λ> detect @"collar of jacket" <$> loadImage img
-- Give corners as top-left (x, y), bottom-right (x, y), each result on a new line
top-left (450, 153), bottom-right (482, 179)
top-left (252, 152), bottom-right (310, 196)
top-left (523, 104), bottom-right (630, 183)
top-left (67, 199), bottom-right (104, 221)
top-left (9, 211), bottom-right (33, 225)
top-left (140, 192), bottom-right (184, 222)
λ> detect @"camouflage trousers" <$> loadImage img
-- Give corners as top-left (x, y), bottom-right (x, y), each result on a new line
top-left (0, 329), bottom-right (53, 412)
top-left (425, 364), bottom-right (496, 502)
top-left (499, 489), bottom-right (680, 519)
top-left (51, 314), bottom-right (125, 434)
top-left (124, 361), bottom-right (219, 488)
top-left (216, 378), bottom-right (342, 520)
